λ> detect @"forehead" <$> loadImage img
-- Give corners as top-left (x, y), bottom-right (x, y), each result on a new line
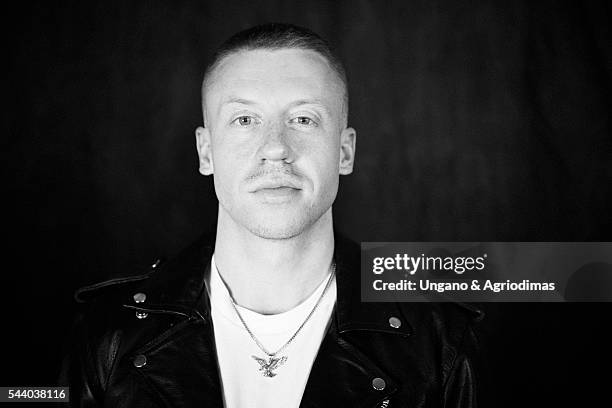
top-left (205, 49), bottom-right (344, 112)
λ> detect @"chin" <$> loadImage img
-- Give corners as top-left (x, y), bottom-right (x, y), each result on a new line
top-left (241, 206), bottom-right (322, 240)
top-left (247, 219), bottom-right (308, 240)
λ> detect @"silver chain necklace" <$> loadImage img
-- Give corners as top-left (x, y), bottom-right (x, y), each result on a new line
top-left (226, 262), bottom-right (336, 378)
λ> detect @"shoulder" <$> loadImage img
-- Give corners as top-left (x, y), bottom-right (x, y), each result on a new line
top-left (334, 230), bottom-right (483, 365)
top-left (334, 229), bottom-right (483, 332)
top-left (60, 234), bottom-right (213, 396)
top-left (74, 232), bottom-right (212, 312)
top-left (73, 258), bottom-right (161, 305)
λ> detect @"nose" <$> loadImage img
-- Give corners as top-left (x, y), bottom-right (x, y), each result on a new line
top-left (258, 124), bottom-right (295, 163)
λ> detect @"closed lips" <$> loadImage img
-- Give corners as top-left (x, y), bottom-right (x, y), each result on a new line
top-left (249, 179), bottom-right (301, 192)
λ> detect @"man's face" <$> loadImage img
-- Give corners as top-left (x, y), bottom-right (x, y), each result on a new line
top-left (196, 48), bottom-right (355, 239)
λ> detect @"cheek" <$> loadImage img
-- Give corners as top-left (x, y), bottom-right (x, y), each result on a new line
top-left (211, 145), bottom-right (241, 197)
top-left (212, 134), bottom-right (252, 172)
top-left (212, 171), bottom-right (231, 204)
top-left (302, 141), bottom-right (340, 191)
top-left (292, 127), bottom-right (340, 158)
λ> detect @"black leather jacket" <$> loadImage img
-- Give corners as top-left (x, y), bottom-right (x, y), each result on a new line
top-left (59, 232), bottom-right (482, 407)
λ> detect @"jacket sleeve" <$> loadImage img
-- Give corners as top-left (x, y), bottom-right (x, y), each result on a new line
top-left (442, 322), bottom-right (480, 408)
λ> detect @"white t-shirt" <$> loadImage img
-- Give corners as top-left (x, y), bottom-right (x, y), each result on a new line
top-left (208, 255), bottom-right (337, 408)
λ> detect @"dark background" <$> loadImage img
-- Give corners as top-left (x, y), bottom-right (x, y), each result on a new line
top-left (4, 0), bottom-right (611, 406)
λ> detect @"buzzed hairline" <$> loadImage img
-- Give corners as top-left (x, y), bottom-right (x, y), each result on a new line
top-left (200, 47), bottom-right (349, 128)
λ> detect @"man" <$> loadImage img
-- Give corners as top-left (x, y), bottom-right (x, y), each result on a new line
top-left (61, 23), bottom-right (481, 407)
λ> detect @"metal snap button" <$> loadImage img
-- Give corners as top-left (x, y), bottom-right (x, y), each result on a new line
top-left (372, 377), bottom-right (386, 391)
top-left (135, 311), bottom-right (148, 319)
top-left (133, 354), bottom-right (147, 368)
top-left (133, 292), bottom-right (146, 303)
top-left (388, 316), bottom-right (401, 329)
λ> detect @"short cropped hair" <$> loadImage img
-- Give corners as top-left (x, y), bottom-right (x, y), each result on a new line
top-left (201, 23), bottom-right (348, 125)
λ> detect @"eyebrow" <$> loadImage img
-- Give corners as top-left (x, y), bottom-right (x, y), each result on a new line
top-left (288, 99), bottom-right (330, 114)
top-left (221, 97), bottom-right (258, 106)
top-left (216, 97), bottom-right (257, 118)
top-left (220, 97), bottom-right (331, 114)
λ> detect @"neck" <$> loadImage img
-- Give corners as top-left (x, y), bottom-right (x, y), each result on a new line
top-left (213, 207), bottom-right (335, 314)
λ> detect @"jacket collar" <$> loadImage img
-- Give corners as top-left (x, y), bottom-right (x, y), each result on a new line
top-left (117, 229), bottom-right (417, 407)
top-left (133, 228), bottom-right (413, 338)
top-left (333, 232), bottom-right (413, 337)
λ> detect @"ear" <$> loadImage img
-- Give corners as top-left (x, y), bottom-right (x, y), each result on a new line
top-left (195, 126), bottom-right (214, 175)
top-left (339, 127), bottom-right (356, 175)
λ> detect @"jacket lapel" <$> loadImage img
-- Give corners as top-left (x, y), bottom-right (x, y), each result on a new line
top-left (114, 240), bottom-right (225, 407)
top-left (299, 234), bottom-right (412, 408)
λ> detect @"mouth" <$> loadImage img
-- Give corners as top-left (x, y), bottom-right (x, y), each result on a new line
top-left (250, 183), bottom-right (301, 204)
top-left (248, 178), bottom-right (302, 192)
top-left (256, 186), bottom-right (299, 195)
top-left (246, 174), bottom-right (303, 204)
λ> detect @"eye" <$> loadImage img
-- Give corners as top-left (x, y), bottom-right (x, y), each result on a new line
top-left (290, 116), bottom-right (317, 126)
top-left (232, 116), bottom-right (255, 126)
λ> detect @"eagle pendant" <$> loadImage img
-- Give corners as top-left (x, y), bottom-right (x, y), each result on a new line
top-left (252, 355), bottom-right (288, 377)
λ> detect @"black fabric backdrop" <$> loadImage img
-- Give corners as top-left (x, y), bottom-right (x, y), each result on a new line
top-left (4, 1), bottom-right (611, 406)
